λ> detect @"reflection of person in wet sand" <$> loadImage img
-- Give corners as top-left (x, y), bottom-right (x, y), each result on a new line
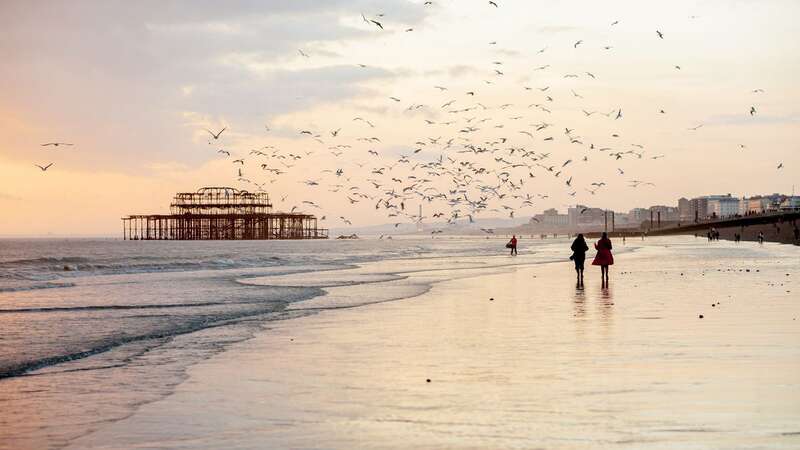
top-left (570, 234), bottom-right (589, 287)
top-left (592, 232), bottom-right (614, 286)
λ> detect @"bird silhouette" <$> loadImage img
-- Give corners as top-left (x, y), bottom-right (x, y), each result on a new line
top-left (41, 142), bottom-right (73, 147)
top-left (205, 128), bottom-right (226, 140)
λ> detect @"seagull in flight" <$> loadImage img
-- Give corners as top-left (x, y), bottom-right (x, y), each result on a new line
top-left (489, 1), bottom-right (499, 7)
top-left (205, 127), bottom-right (226, 140)
top-left (749, 106), bottom-right (757, 116)
top-left (36, 163), bottom-right (53, 171)
top-left (656, 30), bottom-right (664, 39)
top-left (574, 40), bottom-right (583, 48)
top-left (41, 142), bottom-right (73, 147)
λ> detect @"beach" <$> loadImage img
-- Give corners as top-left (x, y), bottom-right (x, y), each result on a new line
top-left (2, 237), bottom-right (793, 449)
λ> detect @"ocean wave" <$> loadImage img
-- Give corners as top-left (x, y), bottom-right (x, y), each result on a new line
top-left (0, 301), bottom-right (228, 314)
top-left (0, 285), bottom-right (324, 379)
top-left (0, 256), bottom-right (290, 281)
top-left (0, 282), bottom-right (77, 293)
top-left (238, 272), bottom-right (407, 288)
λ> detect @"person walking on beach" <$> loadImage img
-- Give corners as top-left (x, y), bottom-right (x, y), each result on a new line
top-left (758, 231), bottom-right (765, 244)
top-left (570, 234), bottom-right (589, 286)
top-left (507, 235), bottom-right (518, 256)
top-left (592, 232), bottom-right (614, 286)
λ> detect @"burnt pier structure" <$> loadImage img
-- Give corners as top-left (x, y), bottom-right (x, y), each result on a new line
top-left (122, 187), bottom-right (328, 240)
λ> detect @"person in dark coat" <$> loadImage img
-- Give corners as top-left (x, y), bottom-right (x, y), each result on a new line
top-left (570, 234), bottom-right (589, 286)
top-left (592, 232), bottom-right (614, 285)
top-left (507, 235), bottom-right (518, 255)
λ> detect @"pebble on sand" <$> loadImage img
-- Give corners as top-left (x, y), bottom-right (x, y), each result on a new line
top-left (489, 297), bottom-right (494, 301)
top-left (699, 314), bottom-right (704, 319)
top-left (426, 379), bottom-right (431, 383)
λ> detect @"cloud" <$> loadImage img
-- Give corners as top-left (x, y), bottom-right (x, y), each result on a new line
top-left (0, 0), bottom-right (426, 170)
top-left (179, 64), bottom-right (397, 125)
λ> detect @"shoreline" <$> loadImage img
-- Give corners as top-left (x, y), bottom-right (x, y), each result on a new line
top-left (65, 238), bottom-right (800, 449)
top-left (1, 240), bottom-right (584, 450)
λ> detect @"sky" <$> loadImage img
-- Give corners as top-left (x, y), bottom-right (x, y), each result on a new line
top-left (0, 0), bottom-right (798, 236)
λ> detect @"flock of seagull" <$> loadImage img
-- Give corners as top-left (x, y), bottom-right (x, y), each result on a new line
top-left (34, 3), bottom-right (786, 231)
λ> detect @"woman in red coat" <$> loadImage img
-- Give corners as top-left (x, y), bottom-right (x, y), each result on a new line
top-left (592, 232), bottom-right (614, 285)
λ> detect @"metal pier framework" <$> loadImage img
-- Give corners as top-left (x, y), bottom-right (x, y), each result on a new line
top-left (122, 187), bottom-right (328, 240)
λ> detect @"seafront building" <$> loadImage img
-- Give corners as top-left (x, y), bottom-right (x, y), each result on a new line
top-left (568, 205), bottom-right (606, 227)
top-left (628, 208), bottom-right (650, 225)
top-left (742, 194), bottom-right (792, 214)
top-left (683, 194), bottom-right (743, 221)
top-left (520, 191), bottom-right (798, 235)
top-left (649, 205), bottom-right (679, 221)
top-left (678, 197), bottom-right (691, 221)
top-left (531, 208), bottom-right (569, 227)
top-left (779, 196), bottom-right (800, 210)
top-left (706, 195), bottom-right (740, 219)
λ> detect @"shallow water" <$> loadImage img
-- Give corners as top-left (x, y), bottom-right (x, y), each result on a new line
top-left (0, 236), bottom-right (576, 449)
top-left (1, 236), bottom-right (797, 449)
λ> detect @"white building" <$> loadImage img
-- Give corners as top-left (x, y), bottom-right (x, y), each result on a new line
top-left (531, 208), bottom-right (568, 226)
top-left (779, 196), bottom-right (800, 211)
top-left (707, 195), bottom-right (741, 218)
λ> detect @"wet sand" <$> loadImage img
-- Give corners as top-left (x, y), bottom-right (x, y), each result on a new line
top-left (68, 239), bottom-right (800, 449)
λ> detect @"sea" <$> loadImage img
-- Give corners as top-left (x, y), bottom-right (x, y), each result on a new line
top-left (0, 236), bottom-right (581, 449)
top-left (1, 236), bottom-right (797, 449)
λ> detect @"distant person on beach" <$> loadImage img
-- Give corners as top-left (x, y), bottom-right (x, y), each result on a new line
top-left (570, 234), bottom-right (589, 286)
top-left (507, 235), bottom-right (518, 255)
top-left (592, 232), bottom-right (614, 285)
top-left (758, 231), bottom-right (765, 244)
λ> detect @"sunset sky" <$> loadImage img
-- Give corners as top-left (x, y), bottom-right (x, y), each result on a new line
top-left (1, 0), bottom-right (798, 236)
